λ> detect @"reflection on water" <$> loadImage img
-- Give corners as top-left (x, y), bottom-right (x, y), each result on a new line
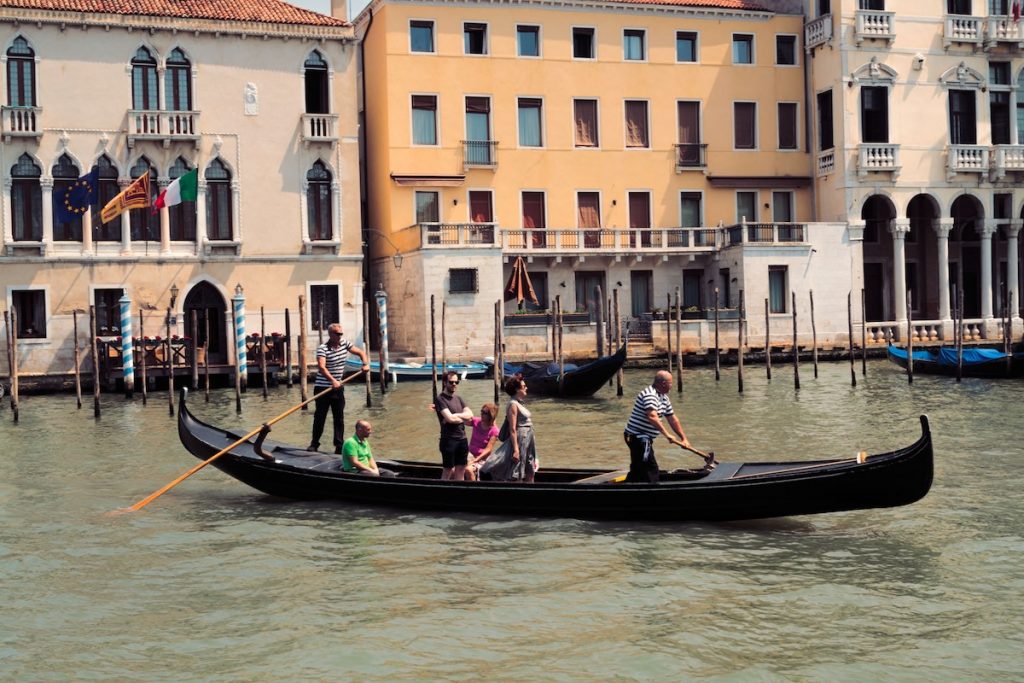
top-left (1, 361), bottom-right (1023, 681)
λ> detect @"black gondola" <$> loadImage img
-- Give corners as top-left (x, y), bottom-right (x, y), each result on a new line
top-left (178, 390), bottom-right (933, 522)
top-left (887, 344), bottom-right (1024, 378)
top-left (499, 344), bottom-right (627, 397)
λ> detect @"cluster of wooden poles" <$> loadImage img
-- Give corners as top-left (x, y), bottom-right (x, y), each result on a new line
top-left (1, 293), bottom-right (386, 422)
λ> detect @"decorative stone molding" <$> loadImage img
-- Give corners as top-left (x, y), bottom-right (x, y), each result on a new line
top-left (851, 56), bottom-right (897, 86)
top-left (939, 61), bottom-right (986, 90)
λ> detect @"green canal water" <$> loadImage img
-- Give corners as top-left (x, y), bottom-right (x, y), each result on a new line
top-left (1, 362), bottom-right (1022, 681)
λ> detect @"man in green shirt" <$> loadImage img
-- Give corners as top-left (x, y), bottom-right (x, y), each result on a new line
top-left (341, 420), bottom-right (380, 476)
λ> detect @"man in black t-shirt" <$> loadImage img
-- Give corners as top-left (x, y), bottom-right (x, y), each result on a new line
top-left (435, 371), bottom-right (473, 480)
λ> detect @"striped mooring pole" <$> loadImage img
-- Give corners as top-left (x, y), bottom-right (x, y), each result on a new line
top-left (232, 284), bottom-right (247, 392)
top-left (375, 288), bottom-right (390, 391)
top-left (119, 294), bottom-right (134, 397)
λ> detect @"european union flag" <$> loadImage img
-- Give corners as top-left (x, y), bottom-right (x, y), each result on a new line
top-left (55, 167), bottom-right (99, 223)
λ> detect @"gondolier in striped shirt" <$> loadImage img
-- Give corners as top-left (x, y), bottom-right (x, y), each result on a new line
top-left (309, 323), bottom-right (370, 454)
top-left (624, 370), bottom-right (691, 483)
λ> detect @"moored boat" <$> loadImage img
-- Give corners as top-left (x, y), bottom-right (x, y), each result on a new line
top-left (499, 344), bottom-right (627, 397)
top-left (887, 344), bottom-right (1024, 378)
top-left (346, 356), bottom-right (488, 383)
top-left (178, 389), bottom-right (933, 522)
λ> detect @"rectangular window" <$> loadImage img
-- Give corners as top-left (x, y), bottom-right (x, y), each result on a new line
top-left (676, 31), bottom-right (698, 62)
top-left (415, 191), bottom-right (439, 223)
top-left (860, 86), bottom-right (889, 143)
top-left (680, 192), bottom-right (702, 227)
top-left (990, 62), bottom-right (1011, 85)
top-left (818, 0), bottom-right (831, 15)
top-left (449, 268), bottom-right (478, 294)
top-left (859, 0), bottom-right (885, 9)
top-left (94, 288), bottom-right (124, 335)
top-left (947, 0), bottom-right (970, 13)
top-left (736, 191), bottom-right (757, 223)
top-left (623, 29), bottom-right (646, 60)
top-left (525, 271), bottom-right (547, 312)
top-left (522, 191), bottom-right (546, 247)
top-left (573, 27), bottom-right (595, 59)
top-left (772, 191), bottom-right (794, 223)
top-left (995, 192), bottom-right (1012, 219)
top-left (464, 23), bottom-right (488, 55)
top-left (733, 34), bottom-right (754, 64)
top-left (629, 191), bottom-right (652, 247)
top-left (574, 99), bottom-right (599, 147)
top-left (769, 266), bottom-right (788, 314)
top-left (309, 284), bottom-right (339, 332)
top-left (683, 270), bottom-right (703, 309)
top-left (949, 90), bottom-right (977, 145)
top-left (469, 190), bottom-right (493, 223)
top-left (678, 101), bottom-right (702, 166)
top-left (578, 191), bottom-right (602, 247)
top-left (465, 96), bottom-right (492, 163)
top-left (576, 271), bottom-right (606, 321)
top-left (817, 89), bottom-right (834, 150)
top-left (12, 289), bottom-right (46, 339)
top-left (776, 35), bottom-right (797, 65)
top-left (517, 25), bottom-right (540, 57)
top-left (625, 100), bottom-right (649, 148)
top-left (990, 0), bottom-right (1009, 14)
top-left (518, 98), bottom-right (543, 147)
top-left (734, 102), bottom-right (756, 149)
top-left (778, 102), bottom-right (798, 150)
top-left (411, 95), bottom-right (437, 145)
top-left (410, 20), bottom-right (435, 53)
top-left (992, 91), bottom-right (1011, 144)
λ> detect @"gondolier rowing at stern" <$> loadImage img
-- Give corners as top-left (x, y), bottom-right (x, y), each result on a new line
top-left (624, 370), bottom-right (696, 483)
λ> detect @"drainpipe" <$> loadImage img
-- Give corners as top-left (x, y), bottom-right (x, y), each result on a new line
top-left (802, 9), bottom-right (818, 223)
top-left (359, 7), bottom-right (376, 344)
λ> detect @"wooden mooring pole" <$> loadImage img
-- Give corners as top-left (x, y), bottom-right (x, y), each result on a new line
top-left (494, 300), bottom-right (501, 403)
top-left (847, 292), bottom-right (857, 387)
top-left (89, 305), bottom-right (100, 418)
top-left (139, 309), bottom-right (148, 405)
top-left (674, 287), bottom-right (683, 394)
top-left (613, 288), bottom-right (623, 397)
top-left (73, 310), bottom-right (83, 409)
top-left (284, 308), bottom-right (293, 389)
top-left (595, 285), bottom-right (605, 358)
top-left (860, 288), bottom-right (868, 378)
top-left (298, 295), bottom-right (308, 407)
top-left (792, 292), bottom-right (800, 390)
top-left (713, 289), bottom-right (720, 381)
top-left (809, 290), bottom-right (819, 379)
top-left (764, 297), bottom-right (772, 381)
top-left (906, 290), bottom-right (914, 385)
top-left (260, 307), bottom-right (268, 399)
top-left (166, 308), bottom-right (175, 416)
top-left (363, 300), bottom-right (372, 407)
top-left (737, 291), bottom-right (745, 394)
top-left (430, 295), bottom-right (438, 401)
top-left (4, 309), bottom-right (19, 421)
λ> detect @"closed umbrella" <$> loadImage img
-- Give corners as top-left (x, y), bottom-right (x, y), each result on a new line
top-left (504, 256), bottom-right (539, 307)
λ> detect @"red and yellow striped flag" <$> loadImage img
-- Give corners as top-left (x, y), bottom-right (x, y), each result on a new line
top-left (100, 171), bottom-right (151, 224)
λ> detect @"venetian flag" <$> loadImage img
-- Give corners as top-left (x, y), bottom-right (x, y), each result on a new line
top-left (1014, 0), bottom-right (1021, 23)
top-left (100, 171), bottom-right (151, 224)
top-left (153, 168), bottom-right (198, 213)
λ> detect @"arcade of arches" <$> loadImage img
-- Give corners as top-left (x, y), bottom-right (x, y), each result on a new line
top-left (860, 194), bottom-right (1023, 340)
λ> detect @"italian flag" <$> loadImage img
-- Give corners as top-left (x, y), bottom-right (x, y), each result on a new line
top-left (153, 168), bottom-right (198, 211)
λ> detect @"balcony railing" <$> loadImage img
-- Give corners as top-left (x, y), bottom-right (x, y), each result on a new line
top-left (944, 14), bottom-right (983, 48)
top-left (857, 143), bottom-right (901, 176)
top-left (502, 227), bottom-right (720, 253)
top-left (947, 144), bottom-right (989, 179)
top-left (804, 15), bottom-right (832, 51)
top-left (462, 140), bottom-right (498, 168)
top-left (855, 10), bottom-right (895, 45)
top-left (986, 15), bottom-right (1024, 48)
top-left (991, 145), bottom-right (1024, 179)
top-left (302, 113), bottom-right (338, 145)
top-left (817, 149), bottom-right (836, 177)
top-left (127, 109), bottom-right (200, 148)
top-left (675, 143), bottom-right (707, 171)
top-left (1, 106), bottom-right (41, 141)
top-left (723, 222), bottom-right (807, 246)
top-left (421, 222), bottom-right (499, 247)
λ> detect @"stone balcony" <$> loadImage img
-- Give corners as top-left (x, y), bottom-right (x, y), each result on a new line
top-left (127, 109), bottom-right (200, 148)
top-left (855, 10), bottom-right (895, 45)
top-left (804, 15), bottom-right (832, 51)
top-left (944, 14), bottom-right (983, 48)
top-left (301, 113), bottom-right (338, 146)
top-left (947, 144), bottom-right (990, 180)
top-left (991, 145), bottom-right (1024, 180)
top-left (985, 15), bottom-right (1024, 49)
top-left (1, 106), bottom-right (41, 142)
top-left (858, 143), bottom-right (901, 176)
top-left (502, 227), bottom-right (720, 259)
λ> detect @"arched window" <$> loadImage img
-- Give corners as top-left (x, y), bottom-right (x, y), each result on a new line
top-left (131, 47), bottom-right (158, 110)
top-left (168, 157), bottom-right (196, 241)
top-left (6, 36), bottom-right (36, 107)
top-left (11, 153), bottom-right (42, 241)
top-left (130, 157), bottom-right (159, 241)
top-left (304, 50), bottom-right (329, 114)
top-left (306, 161), bottom-right (333, 240)
top-left (95, 156), bottom-right (121, 241)
top-left (165, 48), bottom-right (192, 112)
top-left (52, 154), bottom-right (82, 241)
top-left (205, 159), bottom-right (233, 241)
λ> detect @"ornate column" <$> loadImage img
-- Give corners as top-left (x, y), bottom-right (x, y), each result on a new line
top-left (195, 180), bottom-right (207, 255)
top-left (82, 210), bottom-right (93, 253)
top-left (891, 219), bottom-right (910, 325)
top-left (40, 178), bottom-right (54, 255)
top-left (1008, 220), bottom-right (1021, 322)
top-left (847, 220), bottom-right (866, 306)
top-left (936, 219), bottom-right (954, 322)
top-left (158, 176), bottom-right (171, 255)
top-left (980, 219), bottom-right (997, 320)
top-left (118, 178), bottom-right (131, 256)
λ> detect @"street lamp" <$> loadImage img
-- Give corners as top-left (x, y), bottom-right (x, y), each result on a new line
top-left (365, 228), bottom-right (404, 270)
top-left (169, 283), bottom-right (179, 308)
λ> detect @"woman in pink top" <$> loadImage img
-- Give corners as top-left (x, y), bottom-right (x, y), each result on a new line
top-left (466, 402), bottom-right (499, 481)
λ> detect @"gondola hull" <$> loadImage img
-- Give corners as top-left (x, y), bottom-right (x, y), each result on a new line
top-left (178, 391), bottom-right (933, 522)
top-left (501, 345), bottom-right (627, 397)
top-left (887, 344), bottom-right (1024, 378)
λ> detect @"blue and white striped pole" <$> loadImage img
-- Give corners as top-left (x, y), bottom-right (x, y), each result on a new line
top-left (119, 294), bottom-right (134, 397)
top-left (233, 285), bottom-right (247, 392)
top-left (375, 288), bottom-right (390, 391)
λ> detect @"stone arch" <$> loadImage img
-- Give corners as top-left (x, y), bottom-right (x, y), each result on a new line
top-left (182, 280), bottom-right (229, 364)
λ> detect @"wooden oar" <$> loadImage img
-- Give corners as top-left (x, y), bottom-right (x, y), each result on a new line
top-left (122, 370), bottom-right (366, 512)
top-left (680, 443), bottom-right (716, 468)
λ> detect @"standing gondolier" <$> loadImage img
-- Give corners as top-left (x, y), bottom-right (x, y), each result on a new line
top-left (309, 323), bottom-right (369, 453)
top-left (624, 370), bottom-right (691, 483)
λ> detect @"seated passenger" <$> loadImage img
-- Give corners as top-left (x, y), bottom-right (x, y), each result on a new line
top-left (341, 420), bottom-right (380, 476)
top-left (466, 402), bottom-right (500, 481)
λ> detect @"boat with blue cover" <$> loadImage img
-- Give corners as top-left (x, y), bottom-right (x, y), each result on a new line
top-left (887, 344), bottom-right (1024, 378)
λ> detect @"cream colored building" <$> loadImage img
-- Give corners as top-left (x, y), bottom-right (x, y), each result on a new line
top-left (357, 0), bottom-right (864, 360)
top-left (0, 0), bottom-right (362, 380)
top-left (806, 0), bottom-right (1023, 342)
